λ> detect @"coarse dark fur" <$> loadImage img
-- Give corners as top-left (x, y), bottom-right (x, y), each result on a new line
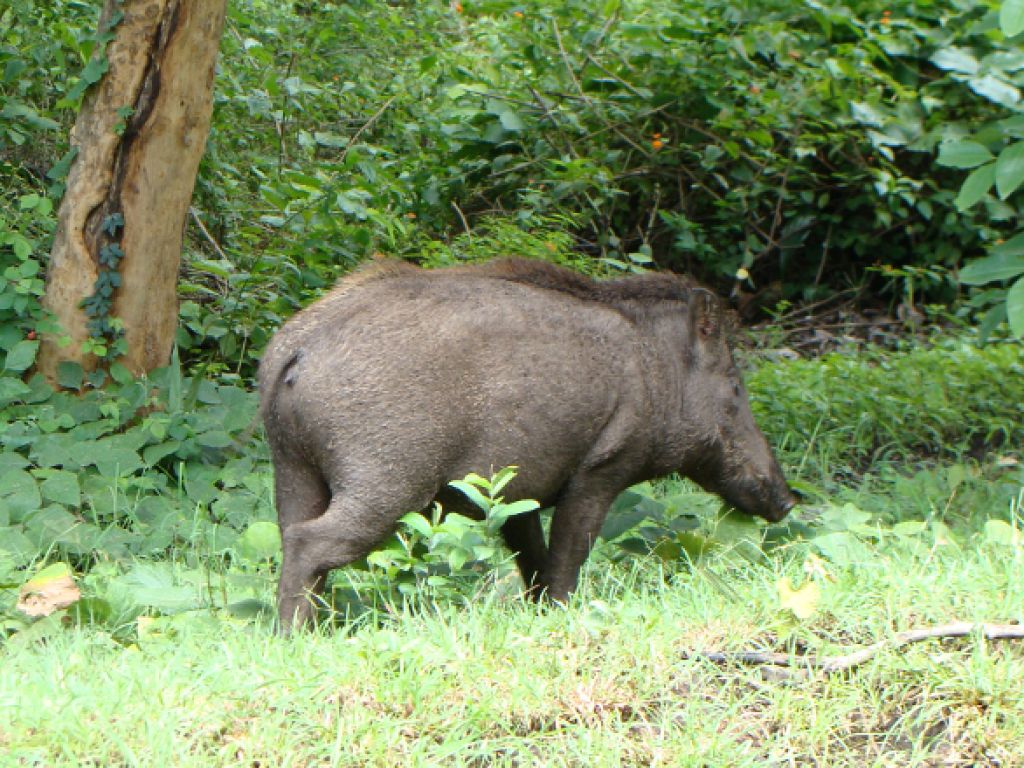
top-left (259, 257), bottom-right (795, 628)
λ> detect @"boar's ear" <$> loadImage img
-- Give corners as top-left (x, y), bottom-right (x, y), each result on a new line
top-left (690, 288), bottom-right (722, 342)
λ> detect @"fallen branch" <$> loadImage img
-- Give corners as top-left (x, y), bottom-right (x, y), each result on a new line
top-left (695, 623), bottom-right (1024, 679)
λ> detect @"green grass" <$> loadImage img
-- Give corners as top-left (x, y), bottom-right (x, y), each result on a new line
top-left (3, 477), bottom-right (1023, 766)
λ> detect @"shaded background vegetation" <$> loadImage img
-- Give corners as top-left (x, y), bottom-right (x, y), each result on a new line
top-left (3, 0), bottom-right (1024, 380)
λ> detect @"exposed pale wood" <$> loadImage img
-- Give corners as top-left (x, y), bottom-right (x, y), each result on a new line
top-left (38, 0), bottom-right (227, 382)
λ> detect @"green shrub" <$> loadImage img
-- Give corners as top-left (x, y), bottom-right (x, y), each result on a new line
top-left (747, 339), bottom-right (1024, 469)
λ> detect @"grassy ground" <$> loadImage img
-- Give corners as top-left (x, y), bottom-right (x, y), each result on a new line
top-left (2, 340), bottom-right (1023, 766)
top-left (3, 479), bottom-right (1023, 766)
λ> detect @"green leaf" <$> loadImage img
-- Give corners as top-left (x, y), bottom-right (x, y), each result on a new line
top-left (56, 361), bottom-right (84, 390)
top-left (21, 561), bottom-right (74, 586)
top-left (399, 511), bottom-right (435, 539)
top-left (651, 538), bottom-right (682, 561)
top-left (0, 527), bottom-right (35, 565)
top-left (4, 340), bottom-right (39, 372)
top-left (0, 377), bottom-right (30, 406)
top-left (196, 430), bottom-right (233, 449)
top-left (892, 521), bottom-right (928, 537)
top-left (47, 148), bottom-right (78, 181)
top-left (63, 57), bottom-right (110, 103)
top-left (936, 141), bottom-right (994, 169)
top-left (236, 521), bottom-right (281, 562)
top-left (0, 101), bottom-right (59, 131)
top-left (978, 301), bottom-right (1008, 344)
top-left (497, 499), bottom-right (541, 517)
top-left (676, 531), bottom-right (715, 560)
top-left (0, 452), bottom-right (29, 474)
top-left (996, 142), bottom-right (1024, 198)
top-left (850, 101), bottom-right (887, 127)
top-left (447, 548), bottom-right (468, 572)
top-left (992, 232), bottom-right (1024, 258)
top-left (109, 362), bottom-right (134, 385)
top-left (80, 57), bottom-right (109, 85)
top-left (960, 250), bottom-right (1024, 285)
top-left (810, 531), bottom-right (871, 567)
top-left (143, 440), bottom-right (181, 466)
top-left (930, 47), bottom-right (979, 74)
top-left (955, 163), bottom-right (996, 211)
top-left (1000, 0), bottom-right (1024, 37)
top-left (109, 563), bottom-right (201, 613)
top-left (39, 471), bottom-right (81, 507)
top-left (969, 75), bottom-right (1020, 108)
top-left (24, 506), bottom-right (105, 554)
top-left (984, 519), bottom-right (1022, 546)
top-left (91, 446), bottom-right (144, 476)
top-left (819, 503), bottom-right (871, 531)
top-left (498, 111), bottom-right (525, 131)
top-left (448, 480), bottom-right (491, 513)
top-left (1007, 276), bottom-right (1024, 338)
top-left (0, 469), bottom-right (41, 519)
top-left (489, 466), bottom-right (519, 496)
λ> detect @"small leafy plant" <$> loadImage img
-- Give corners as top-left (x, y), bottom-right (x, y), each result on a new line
top-left (360, 467), bottom-right (540, 602)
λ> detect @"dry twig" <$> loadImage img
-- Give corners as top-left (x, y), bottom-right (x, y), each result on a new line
top-left (695, 623), bottom-right (1024, 680)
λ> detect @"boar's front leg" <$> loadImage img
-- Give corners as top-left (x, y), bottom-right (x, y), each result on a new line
top-left (500, 510), bottom-right (547, 597)
top-left (542, 474), bottom-right (621, 602)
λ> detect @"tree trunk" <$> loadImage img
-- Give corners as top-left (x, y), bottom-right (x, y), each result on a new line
top-left (36, 0), bottom-right (227, 384)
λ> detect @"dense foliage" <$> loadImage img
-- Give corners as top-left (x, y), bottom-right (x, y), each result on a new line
top-left (2, 0), bottom-right (1024, 381)
top-left (1, 0), bottom-right (1023, 639)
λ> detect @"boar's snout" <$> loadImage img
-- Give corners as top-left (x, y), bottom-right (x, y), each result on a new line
top-left (693, 451), bottom-right (796, 524)
top-left (765, 486), bottom-right (798, 523)
top-left (719, 472), bottom-right (796, 523)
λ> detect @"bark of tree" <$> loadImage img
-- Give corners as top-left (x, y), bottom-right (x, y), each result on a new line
top-left (36, 0), bottom-right (227, 383)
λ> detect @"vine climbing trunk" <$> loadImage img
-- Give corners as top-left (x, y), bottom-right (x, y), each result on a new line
top-left (36, 0), bottom-right (227, 385)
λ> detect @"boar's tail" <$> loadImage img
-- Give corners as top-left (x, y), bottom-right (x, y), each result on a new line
top-left (258, 347), bottom-right (305, 419)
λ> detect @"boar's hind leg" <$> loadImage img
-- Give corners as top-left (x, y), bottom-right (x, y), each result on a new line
top-left (277, 491), bottom-right (408, 629)
top-left (500, 511), bottom-right (547, 597)
top-left (272, 451), bottom-right (331, 630)
top-left (543, 478), bottom-right (620, 603)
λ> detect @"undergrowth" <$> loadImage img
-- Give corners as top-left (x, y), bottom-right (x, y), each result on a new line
top-left (1, 337), bottom-right (1021, 641)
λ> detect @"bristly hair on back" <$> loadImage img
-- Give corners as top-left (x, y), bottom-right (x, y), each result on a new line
top-left (334, 255), bottom-right (722, 315)
top-left (461, 258), bottom-right (741, 340)
top-left (456, 257), bottom-right (696, 304)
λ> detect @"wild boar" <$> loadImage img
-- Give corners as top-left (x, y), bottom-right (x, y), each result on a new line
top-left (259, 258), bottom-right (796, 627)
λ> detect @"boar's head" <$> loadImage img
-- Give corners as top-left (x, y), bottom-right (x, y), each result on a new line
top-left (678, 289), bottom-right (796, 523)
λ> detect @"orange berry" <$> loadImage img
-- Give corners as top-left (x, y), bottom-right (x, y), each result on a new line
top-left (454, 1), bottom-right (462, 12)
top-left (26, 330), bottom-right (36, 340)
top-left (653, 132), bottom-right (662, 139)
top-left (652, 139), bottom-right (664, 150)
top-left (749, 84), bottom-right (761, 95)
top-left (406, 212), bottom-right (417, 219)
top-left (513, 10), bottom-right (523, 18)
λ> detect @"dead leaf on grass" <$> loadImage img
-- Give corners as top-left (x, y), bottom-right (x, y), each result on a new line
top-left (17, 562), bottom-right (81, 617)
top-left (777, 576), bottom-right (821, 620)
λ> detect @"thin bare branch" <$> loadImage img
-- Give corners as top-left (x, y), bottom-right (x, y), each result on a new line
top-left (695, 623), bottom-right (1024, 680)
